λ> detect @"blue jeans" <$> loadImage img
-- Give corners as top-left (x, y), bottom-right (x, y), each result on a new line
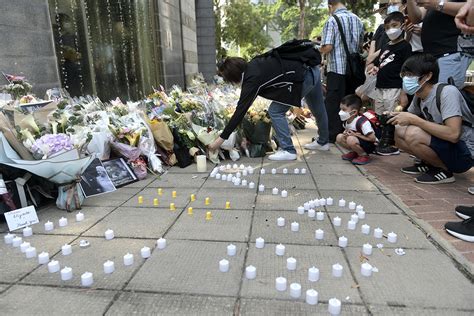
top-left (268, 67), bottom-right (328, 154)
top-left (438, 52), bottom-right (472, 88)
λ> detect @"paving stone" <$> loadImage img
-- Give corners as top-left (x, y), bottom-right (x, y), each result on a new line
top-left (261, 160), bottom-right (309, 170)
top-left (127, 240), bottom-right (245, 296)
top-left (0, 283), bottom-right (9, 293)
top-left (304, 150), bottom-right (348, 164)
top-left (250, 211), bottom-right (337, 246)
top-left (260, 174), bottom-right (317, 190)
top-left (82, 207), bottom-right (178, 239)
top-left (345, 248), bottom-right (474, 310)
top-left (315, 175), bottom-right (378, 191)
top-left (329, 212), bottom-right (435, 249)
top-left (149, 172), bottom-right (208, 188)
top-left (21, 237), bottom-right (153, 290)
top-left (308, 162), bottom-right (362, 176)
top-left (166, 209), bottom-right (252, 242)
top-left (319, 190), bottom-right (402, 214)
top-left (0, 285), bottom-right (115, 315)
top-left (121, 187), bottom-right (197, 209)
top-left (193, 188), bottom-right (257, 210)
top-left (201, 173), bottom-right (260, 190)
top-left (367, 305), bottom-right (474, 316)
top-left (240, 245), bottom-right (363, 304)
top-left (166, 162), bottom-right (217, 173)
top-left (0, 235), bottom-right (76, 283)
top-left (106, 292), bottom-right (235, 315)
top-left (255, 189), bottom-right (320, 211)
top-left (122, 175), bottom-right (156, 188)
top-left (83, 187), bottom-right (142, 207)
top-left (239, 298), bottom-right (369, 315)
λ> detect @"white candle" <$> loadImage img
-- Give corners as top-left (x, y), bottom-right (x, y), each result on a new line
top-left (59, 217), bottom-right (68, 227)
top-left (260, 168), bottom-right (266, 175)
top-left (245, 265), bottom-right (256, 279)
top-left (271, 168), bottom-right (277, 174)
top-left (232, 164), bottom-right (238, 170)
top-left (297, 206), bottom-right (305, 214)
top-left (290, 283), bottom-right (301, 298)
top-left (157, 238), bottom-right (167, 249)
top-left (361, 224), bottom-right (370, 235)
top-left (287, 257), bottom-right (297, 270)
top-left (241, 179), bottom-right (248, 186)
top-left (221, 175), bottom-right (227, 181)
top-left (20, 241), bottom-right (31, 253)
top-left (315, 229), bottom-right (324, 240)
top-left (226, 164), bottom-right (231, 170)
top-left (258, 184), bottom-right (265, 192)
top-left (234, 178), bottom-right (241, 186)
top-left (291, 222), bottom-right (299, 232)
top-left (239, 164), bottom-right (245, 170)
top-left (236, 172), bottom-right (241, 178)
top-left (76, 212), bottom-right (84, 222)
top-left (81, 272), bottom-right (93, 287)
top-left (351, 214), bottom-right (359, 224)
top-left (333, 216), bottom-right (342, 226)
top-left (348, 201), bottom-right (356, 210)
top-left (104, 229), bottom-right (114, 240)
top-left (327, 197), bottom-right (334, 205)
top-left (12, 236), bottom-right (22, 247)
top-left (356, 204), bottom-right (364, 212)
top-left (141, 246), bottom-right (151, 258)
top-left (272, 187), bottom-right (279, 195)
top-left (283, 168), bottom-right (288, 174)
top-left (44, 221), bottom-right (54, 231)
top-left (309, 200), bottom-right (316, 209)
top-left (374, 227), bottom-right (383, 239)
top-left (275, 276), bottom-right (287, 291)
top-left (248, 167), bottom-right (254, 174)
top-left (357, 209), bottom-right (366, 219)
top-left (319, 198), bottom-right (326, 206)
top-left (332, 263), bottom-right (343, 277)
top-left (362, 243), bottom-right (373, 256)
top-left (242, 169), bottom-right (248, 176)
top-left (294, 168), bottom-right (300, 174)
top-left (196, 155), bottom-right (207, 172)
top-left (308, 266), bottom-right (320, 282)
top-left (338, 236), bottom-right (348, 248)
top-left (123, 253), bottom-right (134, 266)
top-left (347, 220), bottom-right (356, 230)
top-left (308, 209), bottom-right (316, 218)
top-left (387, 232), bottom-right (397, 243)
top-left (25, 246), bottom-right (36, 259)
top-left (275, 244), bottom-right (285, 256)
top-left (219, 259), bottom-right (230, 272)
top-left (61, 244), bottom-right (72, 256)
top-left (304, 202), bottom-right (310, 210)
top-left (103, 260), bottom-right (115, 274)
top-left (316, 211), bottom-right (324, 221)
top-left (281, 190), bottom-right (288, 198)
top-left (227, 244), bottom-right (237, 256)
top-left (219, 165), bottom-right (225, 171)
top-left (361, 262), bottom-right (373, 277)
top-left (249, 182), bottom-right (255, 189)
top-left (227, 176), bottom-right (233, 182)
top-left (338, 199), bottom-right (346, 207)
top-left (4, 233), bottom-right (14, 244)
top-left (255, 237), bottom-right (265, 248)
top-left (328, 298), bottom-right (342, 315)
top-left (61, 267), bottom-right (73, 281)
top-left (301, 168), bottom-right (307, 174)
top-left (277, 217), bottom-right (285, 227)
top-left (23, 226), bottom-right (32, 237)
top-left (306, 289), bottom-right (319, 305)
top-left (48, 260), bottom-right (60, 273)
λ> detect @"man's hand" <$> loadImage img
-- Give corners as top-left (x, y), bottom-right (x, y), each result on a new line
top-left (346, 130), bottom-right (362, 137)
top-left (387, 112), bottom-right (419, 126)
top-left (208, 137), bottom-right (225, 152)
top-left (367, 66), bottom-right (379, 76)
top-left (455, 1), bottom-right (474, 34)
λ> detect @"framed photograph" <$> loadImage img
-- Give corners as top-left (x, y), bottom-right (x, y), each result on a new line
top-left (102, 158), bottom-right (138, 188)
top-left (80, 158), bottom-right (116, 198)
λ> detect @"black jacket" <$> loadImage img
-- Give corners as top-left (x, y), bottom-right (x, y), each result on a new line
top-left (220, 53), bottom-right (320, 139)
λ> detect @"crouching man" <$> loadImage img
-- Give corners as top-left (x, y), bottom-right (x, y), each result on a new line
top-left (388, 54), bottom-right (473, 184)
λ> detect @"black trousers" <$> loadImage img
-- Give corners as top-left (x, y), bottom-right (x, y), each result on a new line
top-left (325, 72), bottom-right (347, 143)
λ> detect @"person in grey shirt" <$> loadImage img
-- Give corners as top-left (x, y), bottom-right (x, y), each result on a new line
top-left (387, 54), bottom-right (473, 185)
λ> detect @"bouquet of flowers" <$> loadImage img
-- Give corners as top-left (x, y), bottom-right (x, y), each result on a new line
top-left (1, 74), bottom-right (32, 100)
top-left (242, 97), bottom-right (272, 157)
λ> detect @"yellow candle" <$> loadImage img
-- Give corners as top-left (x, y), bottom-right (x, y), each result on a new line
top-left (188, 207), bottom-right (193, 215)
top-left (153, 198), bottom-right (159, 206)
top-left (157, 188), bottom-right (163, 196)
top-left (190, 194), bottom-right (196, 202)
top-left (205, 211), bottom-right (212, 221)
top-left (172, 191), bottom-right (177, 198)
top-left (138, 196), bottom-right (143, 204)
top-left (225, 201), bottom-right (231, 209)
top-left (170, 203), bottom-right (176, 211)
top-left (205, 197), bottom-right (211, 205)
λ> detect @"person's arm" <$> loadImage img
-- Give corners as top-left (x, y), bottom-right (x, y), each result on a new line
top-left (416, 0), bottom-right (466, 17)
top-left (320, 18), bottom-right (335, 55)
top-left (407, 0), bottom-right (427, 24)
top-left (347, 130), bottom-right (376, 142)
top-left (455, 0), bottom-right (474, 34)
top-left (366, 49), bottom-right (381, 65)
top-left (320, 45), bottom-right (333, 54)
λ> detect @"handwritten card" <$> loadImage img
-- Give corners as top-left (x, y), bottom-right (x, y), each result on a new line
top-left (4, 206), bottom-right (39, 231)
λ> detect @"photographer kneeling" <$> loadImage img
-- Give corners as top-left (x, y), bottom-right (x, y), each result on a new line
top-left (388, 54), bottom-right (473, 184)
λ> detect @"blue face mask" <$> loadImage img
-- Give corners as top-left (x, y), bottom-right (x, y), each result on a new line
top-left (402, 76), bottom-right (422, 95)
top-left (387, 5), bottom-right (400, 14)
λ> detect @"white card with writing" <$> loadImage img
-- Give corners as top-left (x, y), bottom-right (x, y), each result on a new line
top-left (4, 206), bottom-right (39, 231)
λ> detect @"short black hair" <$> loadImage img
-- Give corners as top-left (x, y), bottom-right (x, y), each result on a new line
top-left (401, 54), bottom-right (439, 85)
top-left (328, 0), bottom-right (343, 5)
top-left (384, 11), bottom-right (405, 25)
top-left (340, 94), bottom-right (362, 111)
top-left (217, 57), bottom-right (248, 84)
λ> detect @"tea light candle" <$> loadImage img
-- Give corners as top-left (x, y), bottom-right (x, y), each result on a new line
top-left (20, 241), bottom-right (31, 253)
top-left (23, 226), bottom-right (32, 237)
top-left (206, 211), bottom-right (212, 220)
top-left (104, 229), bottom-right (114, 240)
top-left (236, 172), bottom-right (241, 178)
top-left (362, 243), bottom-right (373, 255)
top-left (216, 174), bottom-right (221, 180)
top-left (172, 191), bottom-right (177, 198)
top-left (272, 187), bottom-right (279, 195)
top-left (48, 260), bottom-right (60, 273)
top-left (281, 190), bottom-right (288, 198)
top-left (234, 178), bottom-right (241, 186)
top-left (374, 227), bottom-right (383, 239)
top-left (356, 204), bottom-right (363, 212)
top-left (37, 251), bottom-right (49, 264)
top-left (81, 272), bottom-right (93, 287)
top-left (328, 298), bottom-right (342, 315)
top-left (294, 168), bottom-right (300, 174)
top-left (227, 244), bottom-right (236, 256)
top-left (59, 217), bottom-right (68, 227)
top-left (338, 199), bottom-right (346, 207)
top-left (225, 201), bottom-right (231, 209)
top-left (348, 201), bottom-right (356, 210)
top-left (327, 197), bottom-right (334, 205)
top-left (357, 209), bottom-right (366, 219)
top-left (283, 168), bottom-right (288, 174)
top-left (290, 283), bottom-right (302, 298)
top-left (387, 232), bottom-right (397, 243)
top-left (170, 203), bottom-right (176, 211)
top-left (249, 182), bottom-right (255, 189)
top-left (12, 236), bottom-right (22, 247)
top-left (287, 257), bottom-right (297, 270)
top-left (226, 164), bottom-right (231, 170)
top-left (242, 179), bottom-right (248, 186)
top-left (157, 188), bottom-right (163, 196)
top-left (332, 263), bottom-right (343, 277)
top-left (361, 262), bottom-right (373, 277)
top-left (316, 211), bottom-right (324, 221)
top-left (221, 175), bottom-right (227, 181)
top-left (308, 209), bottom-right (316, 218)
top-left (308, 266), bottom-right (320, 282)
top-left (227, 175), bottom-right (233, 182)
top-left (338, 236), bottom-right (348, 248)
top-left (297, 206), bottom-right (305, 214)
top-left (347, 220), bottom-right (356, 230)
top-left (141, 246), bottom-right (151, 258)
top-left (301, 168), bottom-right (307, 174)
top-left (153, 198), bottom-right (159, 206)
top-left (61, 267), bottom-right (73, 281)
top-left (248, 167), bottom-right (254, 174)
top-left (291, 222), bottom-right (299, 232)
top-left (219, 259), bottom-right (230, 272)
top-left (351, 214), bottom-right (359, 223)
top-left (103, 260), bottom-right (115, 274)
top-left (76, 212), bottom-right (84, 222)
top-left (44, 221), bottom-right (54, 231)
top-left (260, 168), bottom-right (265, 175)
top-left (277, 217), bottom-right (285, 227)
top-left (315, 229), bottom-right (324, 240)
top-left (123, 253), bottom-right (134, 266)
top-left (242, 170), bottom-right (248, 176)
top-left (4, 233), bottom-right (14, 244)
top-left (275, 244), bottom-right (285, 256)
top-left (361, 224), bottom-right (370, 235)
top-left (188, 207), bottom-right (193, 215)
top-left (256, 237), bottom-right (265, 248)
top-left (245, 265), bottom-right (257, 279)
top-left (271, 168), bottom-right (277, 174)
top-left (306, 289), bottom-right (319, 305)
top-left (319, 198), bottom-right (326, 206)
top-left (157, 238), bottom-right (167, 249)
top-left (61, 244), bottom-right (72, 256)
top-left (232, 164), bottom-right (238, 169)
top-left (138, 196), bottom-right (144, 204)
top-left (275, 276), bottom-right (287, 291)
top-left (309, 200), bottom-right (316, 209)
top-left (258, 184), bottom-right (265, 192)
top-left (304, 202), bottom-right (310, 210)
top-left (333, 216), bottom-right (342, 226)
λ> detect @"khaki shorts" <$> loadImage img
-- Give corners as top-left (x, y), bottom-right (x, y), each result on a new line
top-left (368, 88), bottom-right (401, 115)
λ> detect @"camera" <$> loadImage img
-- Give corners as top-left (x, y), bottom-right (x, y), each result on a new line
top-left (378, 113), bottom-right (395, 147)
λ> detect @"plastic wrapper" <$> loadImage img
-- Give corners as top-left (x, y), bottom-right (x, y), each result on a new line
top-left (87, 131), bottom-right (112, 160)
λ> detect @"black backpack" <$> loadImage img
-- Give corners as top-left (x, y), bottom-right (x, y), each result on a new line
top-left (256, 39), bottom-right (322, 68)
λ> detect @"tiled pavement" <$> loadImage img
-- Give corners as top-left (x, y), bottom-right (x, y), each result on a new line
top-left (0, 125), bottom-right (472, 315)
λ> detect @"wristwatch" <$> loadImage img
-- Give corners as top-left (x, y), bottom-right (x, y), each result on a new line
top-left (437, 0), bottom-right (445, 12)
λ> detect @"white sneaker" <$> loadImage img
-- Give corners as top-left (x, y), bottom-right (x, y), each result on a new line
top-left (304, 140), bottom-right (329, 151)
top-left (268, 150), bottom-right (297, 161)
top-left (469, 187), bottom-right (474, 195)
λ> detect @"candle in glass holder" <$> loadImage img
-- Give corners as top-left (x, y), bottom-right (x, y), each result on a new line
top-left (216, 173), bottom-right (221, 180)
top-left (221, 175), bottom-right (227, 181)
top-left (248, 167), bottom-right (254, 174)
top-left (242, 170), bottom-right (248, 177)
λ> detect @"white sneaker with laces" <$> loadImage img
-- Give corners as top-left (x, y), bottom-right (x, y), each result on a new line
top-left (304, 140), bottom-right (329, 151)
top-left (268, 150), bottom-right (297, 161)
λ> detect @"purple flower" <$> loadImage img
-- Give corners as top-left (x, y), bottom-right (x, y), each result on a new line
top-left (31, 133), bottom-right (73, 157)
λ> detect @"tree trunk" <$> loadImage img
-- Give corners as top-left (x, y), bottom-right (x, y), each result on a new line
top-left (297, 0), bottom-right (305, 39)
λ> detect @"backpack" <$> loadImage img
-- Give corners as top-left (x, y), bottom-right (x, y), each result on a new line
top-left (256, 39), bottom-right (322, 68)
top-left (355, 110), bottom-right (382, 136)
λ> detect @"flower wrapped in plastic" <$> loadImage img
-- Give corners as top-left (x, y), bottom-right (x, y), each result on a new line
top-left (30, 133), bottom-right (73, 159)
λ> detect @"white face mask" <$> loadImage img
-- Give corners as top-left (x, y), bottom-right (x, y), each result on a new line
top-left (339, 110), bottom-right (352, 121)
top-left (386, 28), bottom-right (403, 41)
top-left (387, 5), bottom-right (400, 14)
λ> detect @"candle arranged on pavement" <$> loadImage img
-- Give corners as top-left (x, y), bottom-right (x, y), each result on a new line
top-left (275, 276), bottom-right (287, 291)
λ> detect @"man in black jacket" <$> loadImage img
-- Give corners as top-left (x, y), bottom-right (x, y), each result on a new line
top-left (208, 46), bottom-right (329, 160)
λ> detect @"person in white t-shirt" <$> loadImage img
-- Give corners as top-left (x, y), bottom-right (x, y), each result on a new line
top-left (336, 95), bottom-right (377, 165)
